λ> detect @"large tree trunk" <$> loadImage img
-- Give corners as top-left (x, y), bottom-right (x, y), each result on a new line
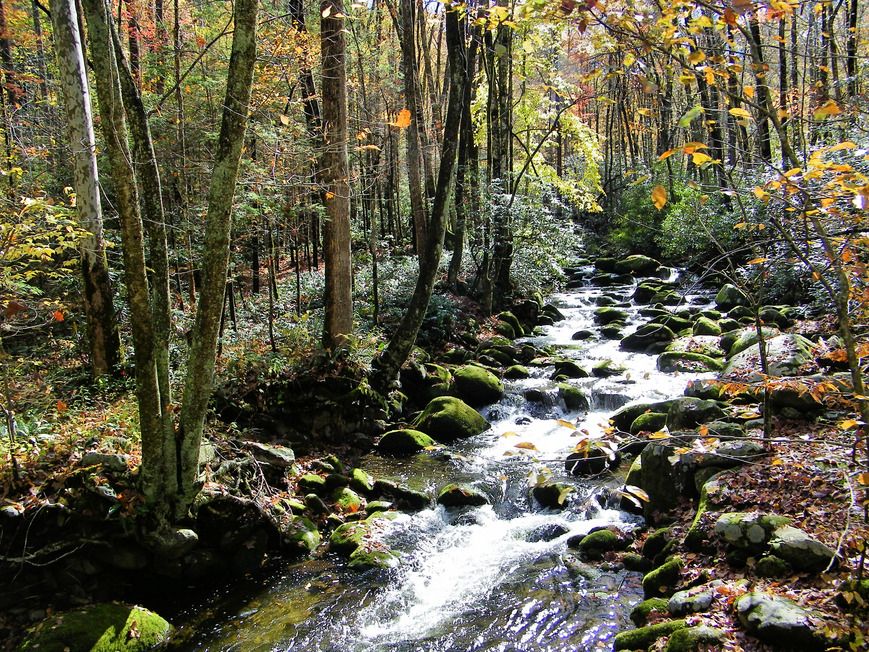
top-left (320, 0), bottom-right (353, 348)
top-left (82, 0), bottom-right (169, 518)
top-left (372, 1), bottom-right (466, 391)
top-left (177, 0), bottom-right (259, 518)
top-left (49, 0), bottom-right (122, 378)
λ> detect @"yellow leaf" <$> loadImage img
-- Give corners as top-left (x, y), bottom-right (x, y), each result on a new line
top-left (752, 186), bottom-right (769, 201)
top-left (637, 108), bottom-right (653, 116)
top-left (556, 419), bottom-right (576, 430)
top-left (325, 191), bottom-right (335, 200)
top-left (682, 142), bottom-right (708, 154)
top-left (698, 424), bottom-right (709, 437)
top-left (278, 114), bottom-right (291, 126)
top-left (814, 99), bottom-right (842, 119)
top-left (390, 108), bottom-right (412, 129)
top-left (692, 152), bottom-right (713, 166)
top-left (858, 472), bottom-right (869, 486)
top-left (747, 257), bottom-right (769, 265)
top-left (838, 419), bottom-right (860, 430)
top-left (744, 86), bottom-right (755, 99)
top-left (728, 107), bottom-right (751, 119)
top-left (704, 67), bottom-right (715, 86)
top-left (648, 430), bottom-right (670, 440)
top-left (688, 50), bottom-right (706, 65)
top-left (514, 441), bottom-right (538, 450)
top-left (829, 140), bottom-right (857, 152)
top-left (501, 430), bottom-right (520, 437)
top-left (652, 185), bottom-right (668, 210)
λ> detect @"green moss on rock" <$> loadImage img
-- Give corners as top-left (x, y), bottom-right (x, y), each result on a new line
top-left (453, 365), bottom-right (505, 407)
top-left (376, 429), bottom-right (437, 456)
top-left (613, 619), bottom-right (688, 650)
top-left (19, 604), bottom-right (172, 652)
top-left (664, 625), bottom-right (726, 651)
top-left (413, 396), bottom-right (489, 442)
top-left (629, 597), bottom-right (669, 626)
top-left (657, 351), bottom-right (723, 373)
top-left (642, 556), bottom-right (683, 598)
top-left (437, 483), bottom-right (490, 507)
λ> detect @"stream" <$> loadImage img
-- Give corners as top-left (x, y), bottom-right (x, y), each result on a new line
top-left (171, 267), bottom-right (714, 652)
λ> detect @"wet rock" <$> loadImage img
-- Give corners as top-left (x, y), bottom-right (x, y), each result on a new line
top-left (18, 604), bottom-right (172, 652)
top-left (666, 335), bottom-right (726, 359)
top-left (595, 295), bottom-right (620, 307)
top-left (525, 523), bottom-right (570, 543)
top-left (304, 493), bottom-right (329, 514)
top-left (722, 326), bottom-right (781, 357)
top-left (365, 500), bottom-right (393, 515)
top-left (571, 329), bottom-right (594, 340)
top-left (614, 254), bottom-right (661, 276)
top-left (683, 379), bottom-right (723, 400)
top-left (574, 528), bottom-right (629, 560)
top-left (759, 305), bottom-right (792, 328)
top-left (713, 512), bottom-right (792, 552)
top-left (280, 516), bottom-right (321, 554)
top-left (623, 552), bottom-right (653, 573)
top-left (594, 256), bottom-right (618, 272)
top-left (497, 311), bottom-right (525, 338)
top-left (643, 527), bottom-right (674, 560)
top-left (373, 480), bottom-right (430, 511)
top-left (600, 325), bottom-right (624, 339)
top-left (348, 546), bottom-right (400, 571)
top-left (736, 592), bottom-right (827, 650)
top-left (332, 487), bottom-right (365, 514)
top-left (630, 597), bottom-right (669, 626)
top-left (703, 420), bottom-right (744, 439)
top-left (558, 383), bottom-right (589, 411)
top-left (629, 411), bottom-right (667, 435)
top-left (664, 625), bottom-right (726, 651)
top-left (769, 526), bottom-right (836, 571)
top-left (541, 304), bottom-right (566, 322)
top-left (453, 364), bottom-right (505, 407)
top-left (350, 468), bottom-right (375, 494)
top-left (437, 483), bottom-right (491, 507)
top-left (642, 556), bottom-right (683, 598)
top-left (620, 323), bottom-right (676, 353)
top-left (298, 473), bottom-right (328, 495)
top-left (724, 333), bottom-right (817, 380)
top-left (613, 619), bottom-right (688, 651)
top-left (667, 580), bottom-right (722, 616)
top-left (657, 351), bottom-right (723, 373)
top-left (650, 313), bottom-right (693, 333)
top-left (504, 364), bottom-right (530, 379)
top-left (714, 283), bottom-right (748, 311)
top-left (550, 359), bottom-right (589, 379)
top-left (611, 400), bottom-right (675, 432)
top-left (530, 482), bottom-right (574, 509)
top-left (376, 429), bottom-right (437, 456)
top-left (564, 443), bottom-right (620, 476)
top-left (594, 307), bottom-right (629, 325)
top-left (592, 359), bottom-right (626, 378)
top-left (412, 396), bottom-right (490, 441)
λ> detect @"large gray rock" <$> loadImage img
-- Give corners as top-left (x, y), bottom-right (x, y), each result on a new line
top-left (657, 351), bottom-right (723, 373)
top-left (668, 580), bottom-right (723, 616)
top-left (736, 592), bottom-right (827, 650)
top-left (722, 326), bottom-right (781, 357)
top-left (594, 306), bottom-right (629, 325)
top-left (620, 323), bottom-right (676, 353)
top-left (715, 283), bottom-right (748, 311)
top-left (611, 399), bottom-right (674, 432)
top-left (769, 526), bottom-right (836, 572)
top-left (437, 483), bottom-right (491, 507)
top-left (614, 254), bottom-right (662, 276)
top-left (714, 512), bottom-right (791, 551)
top-left (723, 334), bottom-right (816, 380)
top-left (666, 335), bottom-right (726, 359)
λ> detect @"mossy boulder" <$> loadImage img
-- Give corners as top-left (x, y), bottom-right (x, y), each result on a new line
top-left (651, 314), bottom-right (693, 333)
top-left (657, 351), bottom-right (723, 373)
top-left (633, 282), bottom-right (663, 304)
top-left (412, 396), bottom-right (490, 441)
top-left (614, 254), bottom-right (662, 276)
top-left (453, 365), bottom-right (504, 407)
top-left (592, 359), bottom-right (626, 378)
top-left (667, 581), bottom-right (721, 616)
top-left (531, 482), bottom-right (574, 510)
top-left (575, 528), bottom-right (628, 560)
top-left (19, 604), bottom-right (172, 652)
top-left (630, 412), bottom-right (668, 435)
top-left (666, 335), bottom-right (726, 359)
top-left (497, 311), bottom-right (525, 338)
top-left (350, 467), bottom-right (375, 493)
top-left (600, 325), bottom-right (624, 339)
top-left (558, 384), bottom-right (589, 411)
top-left (298, 473), bottom-right (328, 495)
top-left (667, 397), bottom-right (727, 430)
top-left (347, 546), bottom-right (400, 571)
top-left (280, 516), bottom-right (321, 554)
top-left (613, 619), bottom-right (688, 651)
top-left (642, 527), bottom-right (674, 560)
top-left (550, 359), bottom-right (589, 379)
top-left (611, 400), bottom-right (674, 432)
top-left (594, 307), bottom-right (629, 325)
top-left (329, 521), bottom-right (368, 555)
top-left (756, 555), bottom-right (792, 578)
top-left (376, 429), bottom-right (437, 456)
top-left (692, 316), bottom-right (722, 336)
top-left (714, 283), bottom-right (748, 311)
top-left (713, 512), bottom-right (792, 551)
top-left (437, 483), bottom-right (491, 507)
top-left (332, 487), bottom-right (365, 513)
top-left (663, 625), bottom-right (726, 651)
top-left (630, 597), bottom-right (669, 626)
top-left (642, 556), bottom-right (683, 598)
top-left (571, 329), bottom-right (595, 340)
top-left (722, 333), bottom-right (816, 379)
top-left (621, 323), bottom-right (676, 353)
top-left (722, 326), bottom-right (780, 357)
top-left (504, 364), bottom-right (530, 379)
top-left (564, 443), bottom-right (621, 476)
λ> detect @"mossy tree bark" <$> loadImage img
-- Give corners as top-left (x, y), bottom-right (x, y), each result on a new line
top-left (371, 1), bottom-right (466, 391)
top-left (49, 0), bottom-right (121, 378)
top-left (177, 0), bottom-right (259, 518)
top-left (320, 0), bottom-right (353, 349)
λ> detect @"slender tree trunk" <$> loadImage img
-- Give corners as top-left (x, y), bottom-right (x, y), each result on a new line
top-left (846, 0), bottom-right (858, 97)
top-left (372, 2), bottom-right (465, 392)
top-left (320, 0), bottom-right (353, 347)
top-left (50, 0), bottom-right (122, 377)
top-left (747, 17), bottom-right (772, 164)
top-left (177, 0), bottom-right (259, 518)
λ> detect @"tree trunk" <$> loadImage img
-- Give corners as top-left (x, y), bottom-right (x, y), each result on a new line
top-left (320, 0), bottom-right (353, 348)
top-left (49, 0), bottom-right (122, 377)
top-left (177, 0), bottom-right (259, 518)
top-left (372, 2), bottom-right (465, 391)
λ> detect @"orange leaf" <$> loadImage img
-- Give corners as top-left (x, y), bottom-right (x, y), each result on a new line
top-left (56, 400), bottom-right (68, 413)
top-left (391, 108), bottom-right (412, 129)
top-left (514, 441), bottom-right (538, 451)
top-left (53, 310), bottom-right (64, 322)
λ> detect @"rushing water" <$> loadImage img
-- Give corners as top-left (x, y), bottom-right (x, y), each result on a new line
top-left (172, 269), bottom-right (714, 652)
